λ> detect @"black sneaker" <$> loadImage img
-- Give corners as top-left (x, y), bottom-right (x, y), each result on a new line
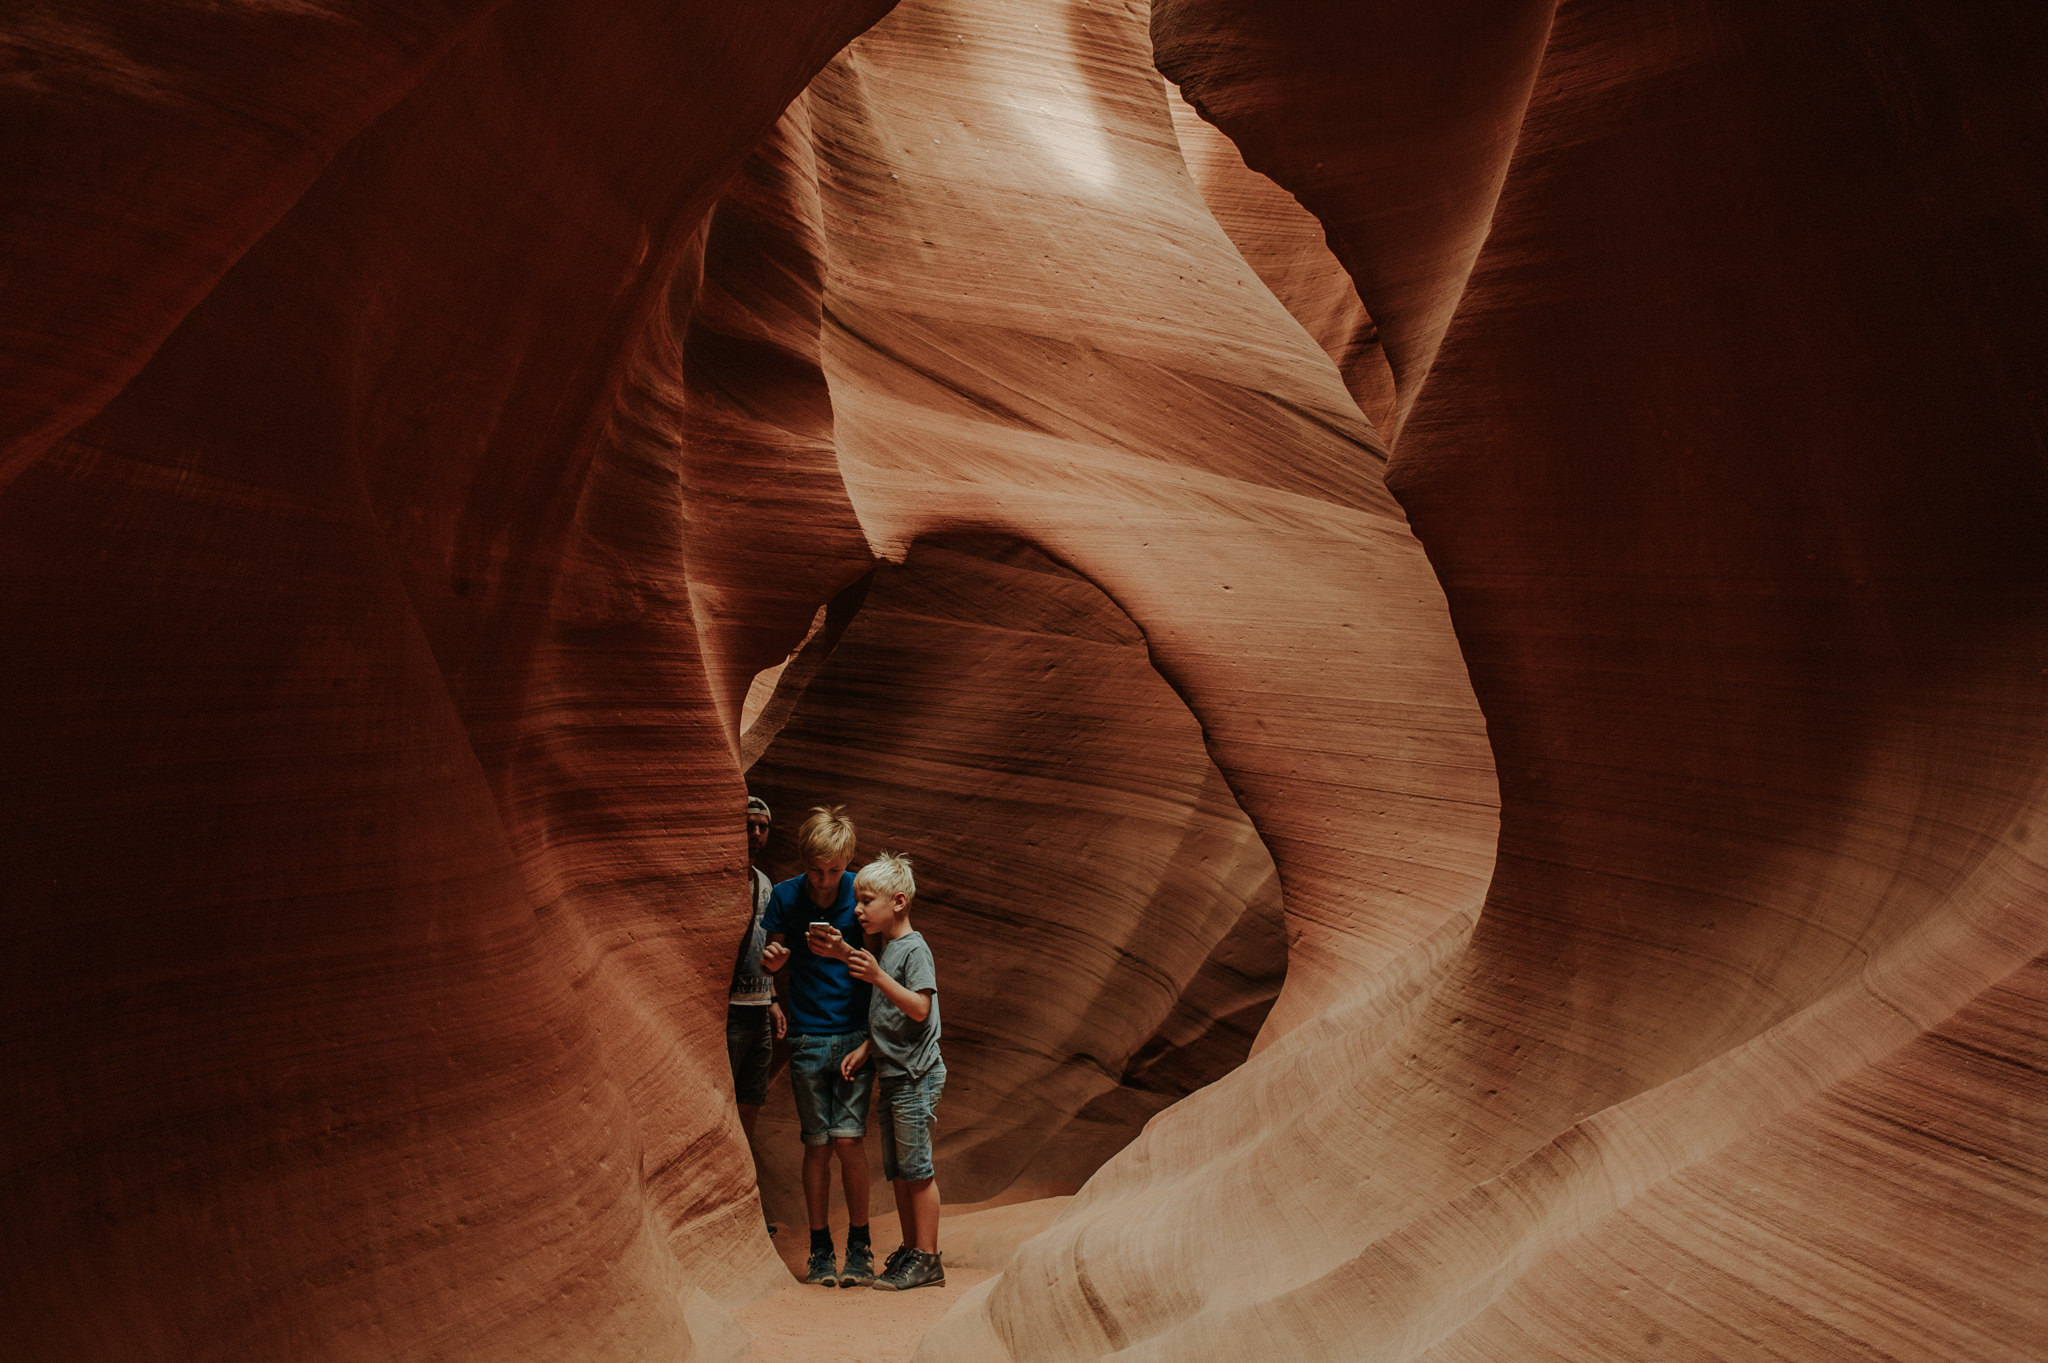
top-left (803, 1246), bottom-right (838, 1287)
top-left (838, 1239), bottom-right (875, 1287)
top-left (872, 1249), bottom-right (945, 1291)
top-left (880, 1244), bottom-right (913, 1280)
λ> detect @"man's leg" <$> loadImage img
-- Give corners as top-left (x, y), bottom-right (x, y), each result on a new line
top-left (733, 1005), bottom-right (774, 1144)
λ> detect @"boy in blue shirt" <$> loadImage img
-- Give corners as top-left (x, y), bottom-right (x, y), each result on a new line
top-left (759, 805), bottom-right (875, 1286)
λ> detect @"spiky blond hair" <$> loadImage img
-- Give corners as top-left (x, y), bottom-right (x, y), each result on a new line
top-left (853, 849), bottom-right (916, 904)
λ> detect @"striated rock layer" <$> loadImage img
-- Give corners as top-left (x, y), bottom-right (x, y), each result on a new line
top-left (6, 0), bottom-right (1490, 1356)
top-left (927, 1), bottom-right (2048, 1361)
top-left (1, 4), bottom-right (893, 1360)
top-left (802, 0), bottom-right (1501, 1046)
top-left (746, 537), bottom-right (1289, 1213)
top-left (4, 0), bottom-right (2044, 1361)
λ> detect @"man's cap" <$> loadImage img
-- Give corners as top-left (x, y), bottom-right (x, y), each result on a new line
top-left (746, 795), bottom-right (771, 820)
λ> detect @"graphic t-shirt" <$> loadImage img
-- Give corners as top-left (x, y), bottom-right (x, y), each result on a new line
top-left (728, 867), bottom-right (775, 1006)
top-left (867, 930), bottom-right (941, 1079)
top-left (761, 871), bottom-right (867, 1034)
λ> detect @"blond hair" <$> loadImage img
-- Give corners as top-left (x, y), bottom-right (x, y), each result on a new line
top-left (795, 804), bottom-right (856, 863)
top-left (854, 850), bottom-right (916, 904)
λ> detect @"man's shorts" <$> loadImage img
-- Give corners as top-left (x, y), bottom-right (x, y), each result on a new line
top-left (877, 1061), bottom-right (946, 1182)
top-left (725, 1005), bottom-right (774, 1109)
top-left (788, 1031), bottom-right (872, 1144)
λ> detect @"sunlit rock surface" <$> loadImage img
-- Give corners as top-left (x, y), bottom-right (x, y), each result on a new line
top-left (3, 1), bottom-right (2043, 1361)
top-left (925, 1), bottom-right (2048, 1360)
top-left (746, 538), bottom-right (1289, 1213)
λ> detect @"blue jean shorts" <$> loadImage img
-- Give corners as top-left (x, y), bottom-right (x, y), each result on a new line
top-left (788, 1032), bottom-right (872, 1145)
top-left (877, 1061), bottom-right (946, 1182)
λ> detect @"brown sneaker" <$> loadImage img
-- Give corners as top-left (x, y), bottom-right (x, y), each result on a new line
top-left (872, 1249), bottom-right (945, 1291)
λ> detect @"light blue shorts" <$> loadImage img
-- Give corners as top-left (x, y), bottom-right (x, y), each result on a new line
top-left (788, 1031), bottom-right (872, 1144)
top-left (878, 1061), bottom-right (946, 1182)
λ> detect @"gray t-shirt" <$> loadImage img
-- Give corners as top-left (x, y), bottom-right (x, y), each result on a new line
top-left (867, 931), bottom-right (940, 1079)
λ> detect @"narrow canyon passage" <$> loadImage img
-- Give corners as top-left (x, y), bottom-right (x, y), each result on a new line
top-left (2, 1), bottom-right (2043, 1362)
top-left (743, 536), bottom-right (1288, 1222)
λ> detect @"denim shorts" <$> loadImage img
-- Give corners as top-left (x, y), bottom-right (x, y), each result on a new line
top-left (788, 1031), bottom-right (872, 1144)
top-left (725, 1005), bottom-right (774, 1108)
top-left (877, 1061), bottom-right (946, 1182)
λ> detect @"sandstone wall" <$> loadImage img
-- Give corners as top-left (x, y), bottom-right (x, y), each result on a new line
top-left (1, 5), bottom-right (891, 1360)
top-left (925, 1), bottom-right (2048, 1359)
top-left (746, 537), bottom-right (1288, 1214)
top-left (3, 1), bottom-right (2042, 1361)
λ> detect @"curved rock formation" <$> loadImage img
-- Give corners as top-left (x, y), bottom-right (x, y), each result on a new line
top-left (804, 0), bottom-right (1500, 1046)
top-left (1, 4), bottom-right (891, 1360)
top-left (746, 536), bottom-right (1288, 1212)
top-left (0, 2), bottom-right (497, 486)
top-left (5, 0), bottom-right (2044, 1360)
top-left (925, 1), bottom-right (2048, 1360)
top-left (1164, 87), bottom-right (1397, 434)
top-left (1153, 0), bottom-right (1555, 441)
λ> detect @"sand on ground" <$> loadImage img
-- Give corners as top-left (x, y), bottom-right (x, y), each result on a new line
top-left (736, 1206), bottom-right (984, 1363)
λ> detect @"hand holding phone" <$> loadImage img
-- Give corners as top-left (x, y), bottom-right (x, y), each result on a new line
top-left (806, 921), bottom-right (849, 959)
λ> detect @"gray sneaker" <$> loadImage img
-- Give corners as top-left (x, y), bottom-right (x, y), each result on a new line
top-left (872, 1249), bottom-right (945, 1291)
top-left (838, 1240), bottom-right (876, 1287)
top-left (803, 1246), bottom-right (838, 1287)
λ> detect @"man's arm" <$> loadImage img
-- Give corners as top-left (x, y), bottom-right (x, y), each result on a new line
top-left (766, 932), bottom-right (791, 1036)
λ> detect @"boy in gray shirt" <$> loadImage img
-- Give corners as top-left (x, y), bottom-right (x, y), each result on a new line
top-left (833, 851), bottom-right (946, 1289)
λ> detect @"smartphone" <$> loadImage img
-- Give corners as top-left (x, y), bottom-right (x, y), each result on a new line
top-left (807, 921), bottom-right (834, 934)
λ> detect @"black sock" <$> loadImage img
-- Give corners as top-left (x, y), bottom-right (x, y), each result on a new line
top-left (809, 1228), bottom-right (833, 1253)
top-left (847, 1222), bottom-right (871, 1248)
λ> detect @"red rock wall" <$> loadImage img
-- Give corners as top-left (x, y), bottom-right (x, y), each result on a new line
top-left (924, 1), bottom-right (2047, 1359)
top-left (6, 0), bottom-right (2043, 1360)
top-left (1, 4), bottom-right (890, 1360)
top-left (745, 538), bottom-right (1289, 1212)
top-left (705, 0), bottom-right (1490, 1240)
top-left (1163, 87), bottom-right (1397, 434)
top-left (803, 0), bottom-right (1501, 1047)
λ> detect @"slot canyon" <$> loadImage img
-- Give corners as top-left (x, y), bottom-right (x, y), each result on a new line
top-left (1, 0), bottom-right (2042, 1360)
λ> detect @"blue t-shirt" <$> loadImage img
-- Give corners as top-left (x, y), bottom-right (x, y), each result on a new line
top-left (762, 871), bottom-right (868, 1034)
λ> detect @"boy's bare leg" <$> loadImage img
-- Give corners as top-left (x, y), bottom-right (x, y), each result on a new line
top-left (905, 1176), bottom-right (940, 1252)
top-left (802, 1144), bottom-right (835, 1230)
top-left (831, 1136), bottom-right (871, 1225)
top-left (891, 1178), bottom-right (915, 1249)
